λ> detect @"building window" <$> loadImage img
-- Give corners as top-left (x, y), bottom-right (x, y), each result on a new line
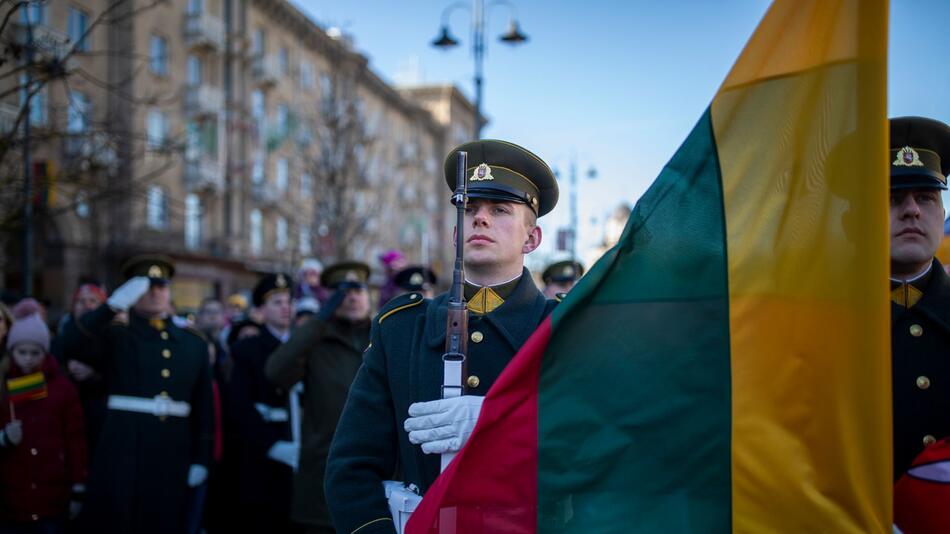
top-left (187, 55), bottom-right (202, 86)
top-left (147, 186), bottom-right (168, 230)
top-left (67, 91), bottom-right (90, 134)
top-left (249, 210), bottom-right (263, 255)
top-left (21, 3), bottom-right (46, 25)
top-left (251, 152), bottom-right (264, 184)
top-left (187, 0), bottom-right (203, 15)
top-left (276, 217), bottom-right (287, 251)
top-left (185, 194), bottom-right (202, 249)
top-left (319, 73), bottom-right (334, 112)
top-left (299, 225), bottom-right (311, 255)
top-left (275, 104), bottom-right (288, 137)
top-left (300, 173), bottom-right (312, 199)
top-left (146, 110), bottom-right (167, 149)
top-left (278, 47), bottom-right (289, 76)
top-left (252, 29), bottom-right (265, 57)
top-left (299, 61), bottom-right (314, 90)
top-left (21, 74), bottom-right (48, 127)
top-left (275, 158), bottom-right (288, 192)
top-left (150, 34), bottom-right (168, 76)
top-left (68, 7), bottom-right (89, 52)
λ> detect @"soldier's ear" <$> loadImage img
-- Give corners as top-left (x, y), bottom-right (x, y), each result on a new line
top-left (523, 225), bottom-right (542, 254)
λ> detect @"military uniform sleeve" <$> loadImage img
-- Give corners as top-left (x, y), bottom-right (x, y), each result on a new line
top-left (265, 318), bottom-right (324, 390)
top-left (229, 341), bottom-right (282, 459)
top-left (190, 339), bottom-right (215, 468)
top-left (325, 319), bottom-right (399, 534)
top-left (58, 303), bottom-right (116, 368)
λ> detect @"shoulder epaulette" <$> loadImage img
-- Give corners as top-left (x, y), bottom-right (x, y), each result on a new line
top-left (378, 292), bottom-right (425, 324)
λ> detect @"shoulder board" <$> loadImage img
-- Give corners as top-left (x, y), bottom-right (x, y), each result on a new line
top-left (554, 293), bottom-right (567, 303)
top-left (378, 292), bottom-right (425, 325)
top-left (182, 326), bottom-right (209, 343)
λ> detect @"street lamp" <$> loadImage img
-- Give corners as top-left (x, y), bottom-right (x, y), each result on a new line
top-left (555, 156), bottom-right (597, 262)
top-left (430, 0), bottom-right (529, 139)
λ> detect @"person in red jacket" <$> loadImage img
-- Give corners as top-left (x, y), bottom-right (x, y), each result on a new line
top-left (0, 313), bottom-right (87, 532)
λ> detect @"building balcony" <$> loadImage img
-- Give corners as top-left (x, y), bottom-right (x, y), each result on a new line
top-left (183, 84), bottom-right (223, 118)
top-left (182, 12), bottom-right (225, 52)
top-left (62, 132), bottom-right (117, 170)
top-left (251, 55), bottom-right (280, 88)
top-left (184, 156), bottom-right (223, 193)
top-left (11, 23), bottom-right (76, 69)
top-left (251, 181), bottom-right (281, 207)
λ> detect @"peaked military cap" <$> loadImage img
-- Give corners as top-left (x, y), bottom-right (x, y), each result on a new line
top-left (542, 260), bottom-right (585, 284)
top-left (394, 266), bottom-right (437, 292)
top-left (890, 116), bottom-right (950, 190)
top-left (321, 261), bottom-right (370, 289)
top-left (252, 272), bottom-right (292, 307)
top-left (121, 254), bottom-right (175, 282)
top-left (444, 139), bottom-right (559, 217)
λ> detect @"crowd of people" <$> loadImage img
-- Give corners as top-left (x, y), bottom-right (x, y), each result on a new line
top-left (0, 138), bottom-right (587, 534)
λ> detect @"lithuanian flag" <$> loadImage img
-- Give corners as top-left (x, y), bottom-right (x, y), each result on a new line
top-left (409, 0), bottom-right (890, 532)
top-left (7, 372), bottom-right (48, 403)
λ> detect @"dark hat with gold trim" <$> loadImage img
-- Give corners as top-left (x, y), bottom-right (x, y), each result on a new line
top-left (320, 261), bottom-right (370, 289)
top-left (890, 116), bottom-right (950, 190)
top-left (121, 254), bottom-right (175, 282)
top-left (444, 139), bottom-right (559, 217)
top-left (542, 260), bottom-right (584, 284)
top-left (394, 266), bottom-right (437, 292)
top-left (252, 272), bottom-right (292, 307)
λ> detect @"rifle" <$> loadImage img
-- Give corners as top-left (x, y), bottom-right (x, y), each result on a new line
top-left (441, 150), bottom-right (469, 472)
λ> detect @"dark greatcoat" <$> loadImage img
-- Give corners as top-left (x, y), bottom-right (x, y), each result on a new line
top-left (892, 259), bottom-right (950, 480)
top-left (228, 328), bottom-right (294, 528)
top-left (266, 315), bottom-right (371, 532)
top-left (59, 304), bottom-right (214, 534)
top-left (325, 269), bottom-right (557, 534)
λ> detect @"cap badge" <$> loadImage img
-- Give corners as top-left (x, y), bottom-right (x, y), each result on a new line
top-left (563, 266), bottom-right (574, 277)
top-left (345, 270), bottom-right (358, 281)
top-left (148, 265), bottom-right (163, 278)
top-left (471, 163), bottom-right (494, 182)
top-left (276, 274), bottom-right (287, 288)
top-left (894, 146), bottom-right (925, 168)
top-left (409, 272), bottom-right (424, 286)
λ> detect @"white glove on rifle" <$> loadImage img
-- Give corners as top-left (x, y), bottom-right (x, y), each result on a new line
top-left (107, 276), bottom-right (150, 312)
top-left (404, 396), bottom-right (484, 455)
top-left (187, 464), bottom-right (208, 488)
top-left (267, 440), bottom-right (299, 469)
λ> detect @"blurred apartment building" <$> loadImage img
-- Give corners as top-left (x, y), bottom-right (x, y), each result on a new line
top-left (0, 0), bottom-right (478, 313)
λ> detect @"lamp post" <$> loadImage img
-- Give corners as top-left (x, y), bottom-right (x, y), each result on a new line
top-left (555, 156), bottom-right (597, 262)
top-left (430, 0), bottom-right (528, 139)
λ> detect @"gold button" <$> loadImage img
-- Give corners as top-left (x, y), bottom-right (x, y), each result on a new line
top-left (161, 369), bottom-right (171, 378)
top-left (910, 324), bottom-right (923, 337)
top-left (917, 376), bottom-right (931, 390)
top-left (471, 331), bottom-right (484, 343)
top-left (30, 448), bottom-right (37, 456)
top-left (162, 349), bottom-right (171, 358)
top-left (467, 375), bottom-right (480, 388)
top-left (924, 434), bottom-right (937, 446)
top-left (160, 331), bottom-right (169, 340)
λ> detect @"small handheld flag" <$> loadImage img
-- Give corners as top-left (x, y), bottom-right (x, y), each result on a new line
top-left (7, 373), bottom-right (48, 403)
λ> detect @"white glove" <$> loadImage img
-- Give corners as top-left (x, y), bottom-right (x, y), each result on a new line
top-left (267, 440), bottom-right (299, 469)
top-left (404, 396), bottom-right (484, 455)
top-left (187, 464), bottom-right (208, 488)
top-left (107, 276), bottom-right (150, 312)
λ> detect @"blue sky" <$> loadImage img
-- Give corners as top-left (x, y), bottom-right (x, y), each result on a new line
top-left (294, 0), bottom-right (950, 266)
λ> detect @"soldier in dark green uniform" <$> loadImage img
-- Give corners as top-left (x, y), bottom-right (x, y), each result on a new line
top-left (229, 272), bottom-right (298, 531)
top-left (325, 140), bottom-right (559, 534)
top-left (59, 255), bottom-right (214, 534)
top-left (265, 261), bottom-right (373, 533)
top-left (540, 259), bottom-right (584, 299)
top-left (393, 265), bottom-right (438, 298)
top-left (888, 117), bottom-right (950, 479)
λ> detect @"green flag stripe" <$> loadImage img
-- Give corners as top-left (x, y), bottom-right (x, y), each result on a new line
top-left (538, 108), bottom-right (732, 532)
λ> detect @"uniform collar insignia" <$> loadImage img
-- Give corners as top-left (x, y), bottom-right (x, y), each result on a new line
top-left (894, 146), bottom-right (925, 167)
top-left (149, 318), bottom-right (166, 331)
top-left (467, 287), bottom-right (504, 314)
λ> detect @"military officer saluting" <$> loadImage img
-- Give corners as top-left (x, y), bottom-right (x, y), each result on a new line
top-left (60, 255), bottom-right (214, 534)
top-left (541, 259), bottom-right (584, 299)
top-left (326, 140), bottom-right (559, 534)
top-left (888, 117), bottom-right (950, 479)
top-left (229, 272), bottom-right (298, 531)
